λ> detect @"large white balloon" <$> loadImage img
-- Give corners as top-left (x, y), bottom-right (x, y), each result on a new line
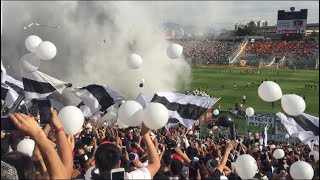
top-left (281, 94), bottom-right (306, 116)
top-left (118, 100), bottom-right (143, 126)
top-left (235, 154), bottom-right (258, 179)
top-left (128, 109), bottom-right (145, 127)
top-left (35, 41), bottom-right (57, 60)
top-left (117, 118), bottom-right (129, 129)
top-left (309, 151), bottom-right (319, 161)
top-left (245, 107), bottom-right (255, 117)
top-left (143, 103), bottom-right (169, 129)
top-left (273, 149), bottom-right (285, 159)
top-left (19, 53), bottom-right (40, 72)
top-left (290, 161), bottom-right (314, 179)
top-left (25, 35), bottom-right (42, 53)
top-left (166, 44), bottom-right (183, 59)
top-left (127, 54), bottom-right (143, 69)
top-left (58, 106), bottom-right (84, 135)
top-left (258, 81), bottom-right (282, 102)
top-left (17, 139), bottom-right (35, 157)
top-left (213, 109), bottom-right (219, 116)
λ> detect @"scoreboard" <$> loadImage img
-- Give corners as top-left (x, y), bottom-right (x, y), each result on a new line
top-left (276, 9), bottom-right (308, 34)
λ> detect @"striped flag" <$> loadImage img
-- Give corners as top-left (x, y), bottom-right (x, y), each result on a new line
top-left (77, 102), bottom-right (93, 118)
top-left (1, 84), bottom-right (19, 108)
top-left (276, 112), bottom-right (319, 144)
top-left (21, 70), bottom-right (71, 100)
top-left (72, 84), bottom-right (125, 116)
top-left (165, 118), bottom-right (180, 130)
top-left (151, 92), bottom-right (220, 129)
top-left (1, 63), bottom-right (24, 107)
top-left (1, 62), bottom-right (24, 95)
top-left (136, 92), bottom-right (150, 108)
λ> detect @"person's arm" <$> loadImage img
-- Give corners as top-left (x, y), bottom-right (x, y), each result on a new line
top-left (216, 140), bottom-right (237, 173)
top-left (159, 144), bottom-right (166, 160)
top-left (51, 108), bottom-right (73, 178)
top-left (141, 123), bottom-right (161, 178)
top-left (10, 113), bottom-right (68, 179)
top-left (174, 147), bottom-right (192, 165)
top-left (85, 137), bottom-right (98, 169)
top-left (272, 170), bottom-right (287, 180)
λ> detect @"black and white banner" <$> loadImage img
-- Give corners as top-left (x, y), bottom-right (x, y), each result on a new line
top-left (21, 70), bottom-right (70, 100)
top-left (1, 62), bottom-right (24, 95)
top-left (72, 84), bottom-right (124, 116)
top-left (276, 112), bottom-right (319, 144)
top-left (136, 92), bottom-right (150, 108)
top-left (165, 118), bottom-right (180, 130)
top-left (1, 84), bottom-right (20, 108)
top-left (151, 92), bottom-right (220, 129)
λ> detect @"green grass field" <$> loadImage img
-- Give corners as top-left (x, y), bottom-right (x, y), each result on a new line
top-left (185, 66), bottom-right (319, 134)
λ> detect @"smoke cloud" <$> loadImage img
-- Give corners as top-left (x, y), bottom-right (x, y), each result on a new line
top-left (1, 1), bottom-right (191, 105)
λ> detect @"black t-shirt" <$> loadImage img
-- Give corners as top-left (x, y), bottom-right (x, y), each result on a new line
top-left (82, 134), bottom-right (93, 145)
top-left (207, 169), bottom-right (223, 180)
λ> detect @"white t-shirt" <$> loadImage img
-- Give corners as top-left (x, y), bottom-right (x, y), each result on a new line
top-left (125, 167), bottom-right (151, 179)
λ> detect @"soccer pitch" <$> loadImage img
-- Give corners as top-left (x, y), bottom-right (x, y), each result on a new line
top-left (184, 66), bottom-right (319, 134)
top-left (188, 66), bottom-right (319, 116)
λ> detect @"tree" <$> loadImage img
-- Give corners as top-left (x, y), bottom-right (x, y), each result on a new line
top-left (235, 21), bottom-right (258, 36)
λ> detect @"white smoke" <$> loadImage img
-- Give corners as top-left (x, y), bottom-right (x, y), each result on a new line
top-left (1, 1), bottom-right (191, 105)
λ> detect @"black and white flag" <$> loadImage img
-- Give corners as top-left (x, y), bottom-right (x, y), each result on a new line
top-left (1, 61), bottom-right (24, 95)
top-left (136, 92), bottom-right (150, 108)
top-left (276, 112), bottom-right (319, 144)
top-left (21, 70), bottom-right (71, 100)
top-left (72, 84), bottom-right (125, 116)
top-left (165, 118), bottom-right (180, 131)
top-left (151, 92), bottom-right (220, 129)
top-left (1, 84), bottom-right (19, 108)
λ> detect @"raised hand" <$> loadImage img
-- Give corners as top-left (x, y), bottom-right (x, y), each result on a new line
top-left (10, 113), bottom-right (42, 138)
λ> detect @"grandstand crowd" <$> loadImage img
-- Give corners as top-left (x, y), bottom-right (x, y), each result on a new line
top-left (1, 112), bottom-right (319, 180)
top-left (175, 39), bottom-right (319, 69)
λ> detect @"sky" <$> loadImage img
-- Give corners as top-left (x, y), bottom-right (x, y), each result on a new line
top-left (131, 1), bottom-right (319, 30)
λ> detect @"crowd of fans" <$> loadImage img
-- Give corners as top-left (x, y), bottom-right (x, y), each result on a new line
top-left (173, 39), bottom-right (319, 69)
top-left (243, 40), bottom-right (319, 69)
top-left (1, 107), bottom-right (319, 180)
top-left (175, 40), bottom-right (242, 65)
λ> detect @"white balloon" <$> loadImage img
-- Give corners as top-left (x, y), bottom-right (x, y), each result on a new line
top-left (290, 161), bottom-right (314, 179)
top-left (309, 151), bottom-right (319, 161)
top-left (209, 130), bottom-right (213, 134)
top-left (245, 107), bottom-right (255, 117)
top-left (235, 154), bottom-right (258, 179)
top-left (128, 109), bottom-right (145, 127)
top-left (25, 35), bottom-right (42, 53)
top-left (127, 54), bottom-right (143, 69)
top-left (166, 43), bottom-right (183, 59)
top-left (58, 106), bottom-right (84, 135)
top-left (118, 100), bottom-right (143, 126)
top-left (213, 109), bottom-right (219, 116)
top-left (285, 134), bottom-right (290, 139)
top-left (188, 130), bottom-right (194, 135)
top-left (281, 94), bottom-right (306, 116)
top-left (35, 41), bottom-right (57, 60)
top-left (117, 118), bottom-right (129, 129)
top-left (143, 102), bottom-right (169, 129)
top-left (273, 149), bottom-right (285, 159)
top-left (17, 139), bottom-right (35, 157)
top-left (258, 81), bottom-right (283, 102)
top-left (19, 53), bottom-right (40, 72)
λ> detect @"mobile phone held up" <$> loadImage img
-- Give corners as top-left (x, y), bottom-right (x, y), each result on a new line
top-left (111, 168), bottom-right (125, 180)
top-left (122, 146), bottom-right (126, 155)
